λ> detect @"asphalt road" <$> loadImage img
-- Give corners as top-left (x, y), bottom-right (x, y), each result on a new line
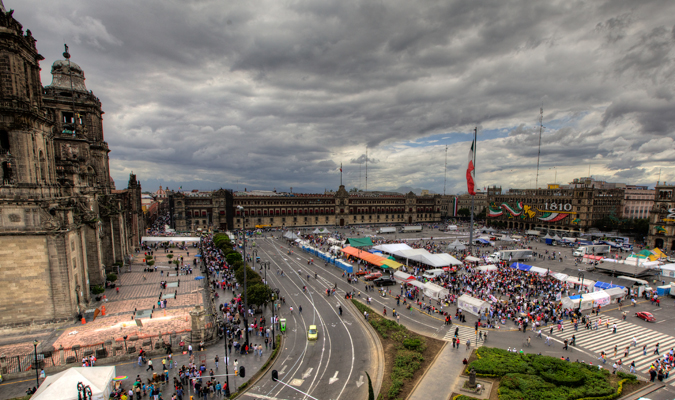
top-left (240, 237), bottom-right (378, 400)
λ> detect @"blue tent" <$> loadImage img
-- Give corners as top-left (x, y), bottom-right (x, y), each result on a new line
top-left (368, 249), bottom-right (383, 255)
top-left (509, 262), bottom-right (532, 271)
top-left (569, 295), bottom-right (581, 300)
top-left (478, 238), bottom-right (490, 244)
top-left (594, 281), bottom-right (625, 290)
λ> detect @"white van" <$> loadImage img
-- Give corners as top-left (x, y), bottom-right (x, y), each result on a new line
top-left (422, 268), bottom-right (445, 279)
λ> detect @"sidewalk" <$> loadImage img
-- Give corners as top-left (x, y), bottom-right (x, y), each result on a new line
top-left (407, 342), bottom-right (464, 400)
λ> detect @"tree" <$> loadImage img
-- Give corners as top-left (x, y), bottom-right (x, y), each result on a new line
top-left (477, 208), bottom-right (487, 220)
top-left (457, 208), bottom-right (471, 217)
top-left (246, 283), bottom-right (273, 308)
top-left (166, 254), bottom-right (174, 260)
top-left (226, 252), bottom-right (243, 265)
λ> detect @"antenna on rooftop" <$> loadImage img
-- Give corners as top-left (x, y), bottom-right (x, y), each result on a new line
top-left (535, 106), bottom-right (544, 189)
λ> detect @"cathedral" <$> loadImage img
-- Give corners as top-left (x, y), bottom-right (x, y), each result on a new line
top-left (0, 2), bottom-right (144, 327)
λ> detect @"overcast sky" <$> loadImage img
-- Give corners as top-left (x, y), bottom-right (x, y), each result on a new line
top-left (12, 0), bottom-right (675, 193)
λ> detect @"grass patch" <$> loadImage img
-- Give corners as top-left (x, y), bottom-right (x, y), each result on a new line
top-left (353, 299), bottom-right (444, 400)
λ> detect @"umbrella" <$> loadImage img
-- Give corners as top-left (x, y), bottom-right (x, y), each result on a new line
top-left (194, 276), bottom-right (205, 280)
top-left (194, 254), bottom-right (202, 257)
top-left (113, 376), bottom-right (128, 381)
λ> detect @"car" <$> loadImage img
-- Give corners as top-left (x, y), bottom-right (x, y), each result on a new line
top-left (307, 325), bottom-right (318, 340)
top-left (364, 272), bottom-right (382, 281)
top-left (354, 270), bottom-right (369, 276)
top-left (635, 311), bottom-right (656, 322)
top-left (373, 277), bottom-right (396, 286)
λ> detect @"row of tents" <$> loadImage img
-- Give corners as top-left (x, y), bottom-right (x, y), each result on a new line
top-left (393, 271), bottom-right (449, 299)
top-left (371, 243), bottom-right (463, 268)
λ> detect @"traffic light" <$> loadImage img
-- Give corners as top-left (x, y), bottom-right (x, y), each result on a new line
top-left (239, 366), bottom-right (245, 378)
top-left (271, 370), bottom-right (278, 382)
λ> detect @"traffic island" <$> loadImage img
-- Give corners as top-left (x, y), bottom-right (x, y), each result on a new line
top-left (450, 347), bottom-right (648, 400)
top-left (351, 299), bottom-right (444, 400)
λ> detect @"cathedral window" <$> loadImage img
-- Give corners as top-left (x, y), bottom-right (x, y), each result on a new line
top-left (0, 130), bottom-right (9, 154)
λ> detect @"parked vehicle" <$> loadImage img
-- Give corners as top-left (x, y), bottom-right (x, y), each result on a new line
top-left (373, 277), bottom-right (396, 286)
top-left (364, 272), bottom-right (383, 281)
top-left (573, 245), bottom-right (611, 257)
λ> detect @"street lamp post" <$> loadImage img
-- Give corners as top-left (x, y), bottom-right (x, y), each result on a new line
top-left (577, 272), bottom-right (584, 315)
top-left (237, 205), bottom-right (250, 349)
top-left (33, 339), bottom-right (39, 389)
top-left (224, 332), bottom-right (231, 397)
top-left (261, 261), bottom-right (270, 285)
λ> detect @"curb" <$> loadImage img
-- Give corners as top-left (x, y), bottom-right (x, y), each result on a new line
top-left (233, 334), bottom-right (285, 399)
top-left (346, 299), bottom-right (384, 398)
top-left (404, 341), bottom-right (449, 400)
top-left (619, 382), bottom-right (665, 399)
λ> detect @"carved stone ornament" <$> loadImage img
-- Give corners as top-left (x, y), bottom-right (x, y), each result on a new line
top-left (39, 203), bottom-right (62, 231)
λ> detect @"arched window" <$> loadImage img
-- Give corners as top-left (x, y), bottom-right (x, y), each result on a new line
top-left (0, 130), bottom-right (9, 154)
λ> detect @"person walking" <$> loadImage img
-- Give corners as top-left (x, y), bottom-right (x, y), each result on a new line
top-left (146, 358), bottom-right (154, 372)
top-left (214, 355), bottom-right (219, 370)
top-left (654, 343), bottom-right (660, 355)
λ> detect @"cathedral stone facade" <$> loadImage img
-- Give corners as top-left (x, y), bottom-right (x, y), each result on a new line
top-left (0, 3), bottom-right (144, 327)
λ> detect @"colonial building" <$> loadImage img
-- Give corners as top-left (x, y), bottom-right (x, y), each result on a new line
top-left (167, 185), bottom-right (442, 231)
top-left (647, 184), bottom-right (675, 253)
top-left (486, 182), bottom-right (624, 234)
top-left (0, 4), bottom-right (143, 327)
top-left (456, 191), bottom-right (487, 216)
top-left (622, 185), bottom-right (654, 220)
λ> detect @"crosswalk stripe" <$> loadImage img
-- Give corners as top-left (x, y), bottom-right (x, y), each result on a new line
top-left (550, 314), bottom-right (675, 374)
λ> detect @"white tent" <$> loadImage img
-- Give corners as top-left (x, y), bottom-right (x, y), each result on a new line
top-left (501, 235), bottom-right (515, 242)
top-left (446, 240), bottom-right (466, 251)
top-left (529, 266), bottom-right (548, 276)
top-left (312, 227), bottom-right (330, 234)
top-left (604, 287), bottom-right (628, 301)
top-left (476, 265), bottom-right (498, 272)
top-left (457, 294), bottom-right (489, 316)
top-left (434, 253), bottom-right (463, 266)
top-left (373, 243), bottom-right (413, 254)
top-left (565, 276), bottom-right (596, 290)
top-left (446, 225), bottom-right (458, 231)
top-left (552, 235), bottom-right (563, 241)
top-left (583, 291), bottom-right (611, 307)
top-left (660, 264), bottom-right (675, 278)
top-left (394, 271), bottom-right (415, 283)
top-left (424, 282), bottom-right (450, 300)
top-left (327, 238), bottom-right (345, 245)
top-left (406, 280), bottom-right (426, 289)
top-left (543, 234), bottom-right (552, 239)
top-left (283, 231), bottom-right (299, 240)
top-left (525, 230), bottom-right (540, 236)
top-left (464, 256), bottom-right (481, 263)
top-left (32, 366), bottom-right (115, 400)
top-left (551, 273), bottom-right (569, 282)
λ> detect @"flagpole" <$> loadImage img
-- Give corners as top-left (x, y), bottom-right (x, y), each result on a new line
top-left (469, 127), bottom-right (477, 256)
top-left (340, 163), bottom-right (343, 186)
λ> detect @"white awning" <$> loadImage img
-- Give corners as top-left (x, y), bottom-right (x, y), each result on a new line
top-left (464, 256), bottom-right (481, 263)
top-left (373, 243), bottom-right (413, 254)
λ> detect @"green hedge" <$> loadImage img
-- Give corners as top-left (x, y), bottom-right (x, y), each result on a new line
top-left (470, 347), bottom-right (621, 400)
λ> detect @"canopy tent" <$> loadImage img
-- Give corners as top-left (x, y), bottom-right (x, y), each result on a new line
top-left (593, 281), bottom-right (625, 291)
top-left (283, 232), bottom-right (299, 240)
top-left (446, 240), bottom-right (466, 251)
top-left (340, 246), bottom-right (384, 266)
top-left (565, 276), bottom-right (596, 289)
top-left (501, 235), bottom-right (515, 242)
top-left (552, 235), bottom-right (562, 241)
top-left (32, 366), bottom-right (115, 400)
top-left (583, 254), bottom-right (603, 261)
top-left (434, 253), bottom-right (463, 266)
top-left (381, 259), bottom-right (404, 270)
top-left (312, 227), bottom-right (330, 234)
top-left (551, 273), bottom-right (569, 281)
top-left (373, 243), bottom-right (413, 254)
top-left (424, 282), bottom-right (449, 300)
top-left (542, 234), bottom-right (552, 239)
top-left (406, 280), bottom-right (426, 289)
top-left (529, 266), bottom-right (549, 276)
top-left (457, 294), bottom-right (489, 317)
top-left (582, 291), bottom-right (611, 307)
top-left (476, 238), bottom-right (490, 244)
top-left (603, 287), bottom-right (628, 300)
top-left (479, 227), bottom-right (496, 233)
top-left (394, 271), bottom-right (415, 283)
top-left (368, 249), bottom-right (383, 255)
top-left (329, 245), bottom-right (342, 254)
top-left (464, 256), bottom-right (481, 263)
top-left (660, 264), bottom-right (675, 278)
top-left (345, 237), bottom-right (374, 248)
top-left (509, 262), bottom-right (532, 271)
top-left (525, 230), bottom-right (540, 235)
top-left (326, 238), bottom-right (345, 245)
top-left (476, 265), bottom-right (498, 272)
top-left (447, 225), bottom-right (458, 230)
top-left (141, 236), bottom-right (200, 243)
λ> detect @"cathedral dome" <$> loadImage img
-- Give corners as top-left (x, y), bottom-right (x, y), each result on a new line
top-left (46, 59), bottom-right (88, 92)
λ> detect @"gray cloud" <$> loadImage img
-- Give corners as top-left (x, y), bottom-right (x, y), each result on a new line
top-left (10, 0), bottom-right (675, 193)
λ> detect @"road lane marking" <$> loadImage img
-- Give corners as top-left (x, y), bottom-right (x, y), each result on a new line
top-left (302, 367), bottom-right (314, 379)
top-left (329, 371), bottom-right (339, 384)
top-left (356, 375), bottom-right (365, 387)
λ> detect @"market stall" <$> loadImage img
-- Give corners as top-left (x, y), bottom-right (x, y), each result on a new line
top-left (457, 294), bottom-right (489, 317)
top-left (423, 282), bottom-right (449, 300)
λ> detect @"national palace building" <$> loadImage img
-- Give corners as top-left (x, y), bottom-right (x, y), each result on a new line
top-left (166, 185), bottom-right (442, 231)
top-left (486, 178), bottom-right (625, 234)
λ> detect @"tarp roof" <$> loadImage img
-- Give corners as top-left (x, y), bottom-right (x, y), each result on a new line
top-left (340, 246), bottom-right (384, 266)
top-left (476, 265), bottom-right (498, 272)
top-left (345, 237), bottom-right (374, 248)
top-left (447, 241), bottom-right (466, 251)
top-left (434, 253), bottom-right (463, 266)
top-left (594, 281), bottom-right (625, 290)
top-left (457, 294), bottom-right (489, 316)
top-left (407, 280), bottom-right (425, 289)
top-left (394, 271), bottom-right (415, 281)
top-left (509, 262), bottom-right (533, 271)
top-left (373, 243), bottom-right (413, 254)
top-left (283, 231), bottom-right (299, 239)
top-left (464, 256), bottom-right (481, 263)
top-left (32, 366), bottom-right (115, 400)
top-left (529, 266), bottom-right (548, 276)
top-left (381, 259), bottom-right (404, 270)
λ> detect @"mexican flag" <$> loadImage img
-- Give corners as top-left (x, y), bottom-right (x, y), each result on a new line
top-left (466, 140), bottom-right (476, 195)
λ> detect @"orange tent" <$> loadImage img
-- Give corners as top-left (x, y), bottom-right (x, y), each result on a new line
top-left (340, 246), bottom-right (386, 267)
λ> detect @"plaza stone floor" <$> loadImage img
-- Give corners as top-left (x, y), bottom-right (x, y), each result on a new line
top-left (0, 247), bottom-right (206, 359)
